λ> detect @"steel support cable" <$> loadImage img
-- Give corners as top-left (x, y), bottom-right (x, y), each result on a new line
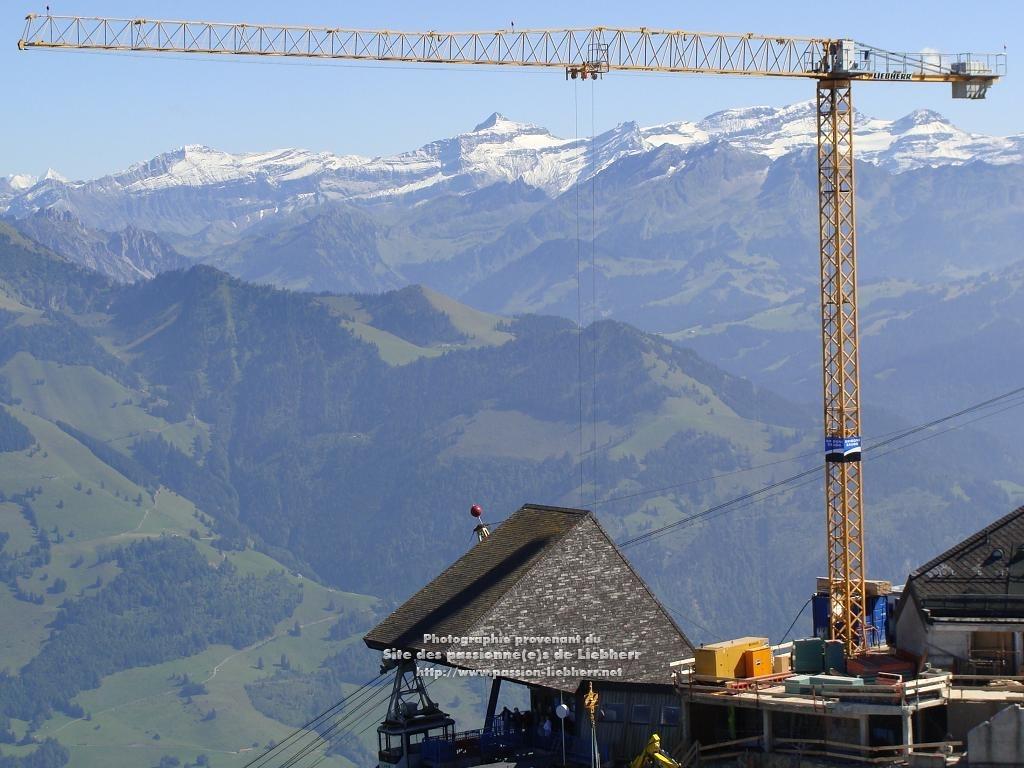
top-left (617, 385), bottom-right (1024, 549)
top-left (664, 603), bottom-right (719, 642)
top-left (272, 686), bottom-right (393, 768)
top-left (619, 466), bottom-right (822, 548)
top-left (262, 679), bottom-right (391, 768)
top-left (778, 596), bottom-right (814, 644)
top-left (867, 386), bottom-right (1024, 451)
top-left (603, 384), bottom-right (1024, 513)
top-left (242, 672), bottom-right (385, 768)
top-left (352, 676), bottom-right (438, 738)
top-left (297, 674), bottom-right (441, 768)
top-left (590, 81), bottom-right (599, 506)
top-left (868, 396), bottom-right (1024, 462)
top-left (575, 79), bottom-right (585, 505)
top-left (270, 678), bottom-right (394, 768)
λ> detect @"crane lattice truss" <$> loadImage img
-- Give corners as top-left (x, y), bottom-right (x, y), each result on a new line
top-left (19, 14), bottom-right (1005, 657)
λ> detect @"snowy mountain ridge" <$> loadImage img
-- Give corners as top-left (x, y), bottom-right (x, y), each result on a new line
top-left (3, 101), bottom-right (1021, 232)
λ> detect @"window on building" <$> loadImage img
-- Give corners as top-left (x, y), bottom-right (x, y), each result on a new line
top-left (602, 703), bottom-right (625, 723)
top-left (631, 704), bottom-right (652, 724)
top-left (660, 705), bottom-right (681, 727)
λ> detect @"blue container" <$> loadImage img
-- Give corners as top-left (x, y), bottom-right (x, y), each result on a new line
top-left (866, 594), bottom-right (888, 647)
top-left (813, 591), bottom-right (890, 648)
top-left (885, 594), bottom-right (899, 646)
top-left (811, 593), bottom-right (830, 640)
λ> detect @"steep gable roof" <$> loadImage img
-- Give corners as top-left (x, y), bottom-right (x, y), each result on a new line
top-left (904, 505), bottom-right (1024, 619)
top-left (365, 503), bottom-right (693, 692)
top-left (365, 504), bottom-right (586, 652)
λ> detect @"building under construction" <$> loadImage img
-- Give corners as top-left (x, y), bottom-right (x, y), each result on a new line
top-left (360, 502), bottom-right (1024, 767)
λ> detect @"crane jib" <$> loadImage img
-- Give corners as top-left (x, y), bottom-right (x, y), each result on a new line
top-left (15, 12), bottom-right (1006, 659)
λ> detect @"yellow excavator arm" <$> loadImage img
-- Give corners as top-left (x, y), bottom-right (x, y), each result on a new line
top-left (629, 734), bottom-right (681, 768)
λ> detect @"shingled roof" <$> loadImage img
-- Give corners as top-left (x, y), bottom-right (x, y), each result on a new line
top-left (365, 503), bottom-right (693, 693)
top-left (902, 504), bottom-right (1024, 621)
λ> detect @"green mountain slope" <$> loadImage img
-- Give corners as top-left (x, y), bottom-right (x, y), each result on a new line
top-left (0, 227), bottom-right (1019, 765)
top-left (0, 232), bottom-right (392, 768)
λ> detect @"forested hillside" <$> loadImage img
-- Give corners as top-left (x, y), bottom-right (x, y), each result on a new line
top-left (0, 221), bottom-right (1020, 765)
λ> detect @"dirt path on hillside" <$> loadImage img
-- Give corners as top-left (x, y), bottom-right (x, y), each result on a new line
top-left (48, 612), bottom-right (339, 736)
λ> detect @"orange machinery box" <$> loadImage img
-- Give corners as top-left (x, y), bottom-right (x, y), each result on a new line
top-left (744, 646), bottom-right (773, 678)
top-left (694, 637), bottom-right (769, 678)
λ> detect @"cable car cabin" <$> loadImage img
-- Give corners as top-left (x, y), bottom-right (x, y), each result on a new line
top-left (377, 710), bottom-right (455, 768)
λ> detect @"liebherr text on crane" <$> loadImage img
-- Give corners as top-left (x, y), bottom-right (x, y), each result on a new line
top-left (18, 13), bottom-right (1005, 657)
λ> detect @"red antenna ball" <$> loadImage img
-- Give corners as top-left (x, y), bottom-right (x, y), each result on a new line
top-left (470, 504), bottom-right (483, 518)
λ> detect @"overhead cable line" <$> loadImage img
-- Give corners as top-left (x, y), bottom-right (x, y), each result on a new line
top-left (292, 674), bottom-right (441, 768)
top-left (243, 673), bottom-right (384, 768)
top-left (778, 596), bottom-right (814, 644)
top-left (600, 386), bottom-right (1024, 511)
top-left (242, 672), bottom-right (385, 768)
top-left (618, 465), bottom-right (822, 549)
top-left (616, 384), bottom-right (1024, 549)
top-left (270, 677), bottom-right (394, 768)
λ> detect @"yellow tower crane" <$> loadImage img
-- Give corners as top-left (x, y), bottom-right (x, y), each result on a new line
top-left (17, 14), bottom-right (1005, 656)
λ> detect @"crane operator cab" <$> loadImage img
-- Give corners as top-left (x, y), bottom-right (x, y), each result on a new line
top-left (824, 39), bottom-right (862, 74)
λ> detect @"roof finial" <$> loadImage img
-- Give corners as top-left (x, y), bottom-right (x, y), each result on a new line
top-left (471, 504), bottom-right (490, 542)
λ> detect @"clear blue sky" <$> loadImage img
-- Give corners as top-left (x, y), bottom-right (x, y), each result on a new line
top-left (3, 0), bottom-right (1021, 179)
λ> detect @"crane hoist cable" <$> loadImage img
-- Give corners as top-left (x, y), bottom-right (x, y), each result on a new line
top-left (575, 79), bottom-right (586, 506)
top-left (590, 81), bottom-right (600, 506)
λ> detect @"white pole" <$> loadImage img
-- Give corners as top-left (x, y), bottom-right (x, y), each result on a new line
top-left (560, 692), bottom-right (566, 766)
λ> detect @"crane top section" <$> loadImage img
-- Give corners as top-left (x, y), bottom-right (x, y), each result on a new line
top-left (19, 14), bottom-right (1004, 98)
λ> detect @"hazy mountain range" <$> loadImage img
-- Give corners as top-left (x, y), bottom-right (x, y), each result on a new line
top-left (4, 100), bottom-right (1022, 416)
top-left (0, 99), bottom-right (1022, 767)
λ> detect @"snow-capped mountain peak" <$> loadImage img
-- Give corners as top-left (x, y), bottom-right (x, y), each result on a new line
top-left (4, 173), bottom-right (38, 191)
top-left (892, 108), bottom-right (949, 129)
top-left (2, 102), bottom-right (1020, 232)
top-left (472, 112), bottom-right (537, 134)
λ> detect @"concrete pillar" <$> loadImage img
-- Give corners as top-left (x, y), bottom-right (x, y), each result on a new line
top-left (679, 700), bottom-right (692, 753)
top-left (902, 709), bottom-right (914, 755)
top-left (859, 714), bottom-right (870, 748)
top-left (762, 709), bottom-right (773, 752)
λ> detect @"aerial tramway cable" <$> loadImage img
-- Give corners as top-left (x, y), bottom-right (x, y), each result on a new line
top-left (269, 676), bottom-right (394, 768)
top-left (279, 673), bottom-right (440, 768)
top-left (616, 384), bottom-right (1024, 549)
top-left (242, 671), bottom-right (386, 768)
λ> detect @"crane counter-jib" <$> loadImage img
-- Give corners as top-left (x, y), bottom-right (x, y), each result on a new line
top-left (14, 12), bottom-right (1005, 657)
top-left (18, 14), bottom-right (1004, 92)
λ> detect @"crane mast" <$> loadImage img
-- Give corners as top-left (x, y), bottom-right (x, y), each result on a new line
top-left (18, 14), bottom-right (1005, 657)
top-left (817, 80), bottom-right (865, 653)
